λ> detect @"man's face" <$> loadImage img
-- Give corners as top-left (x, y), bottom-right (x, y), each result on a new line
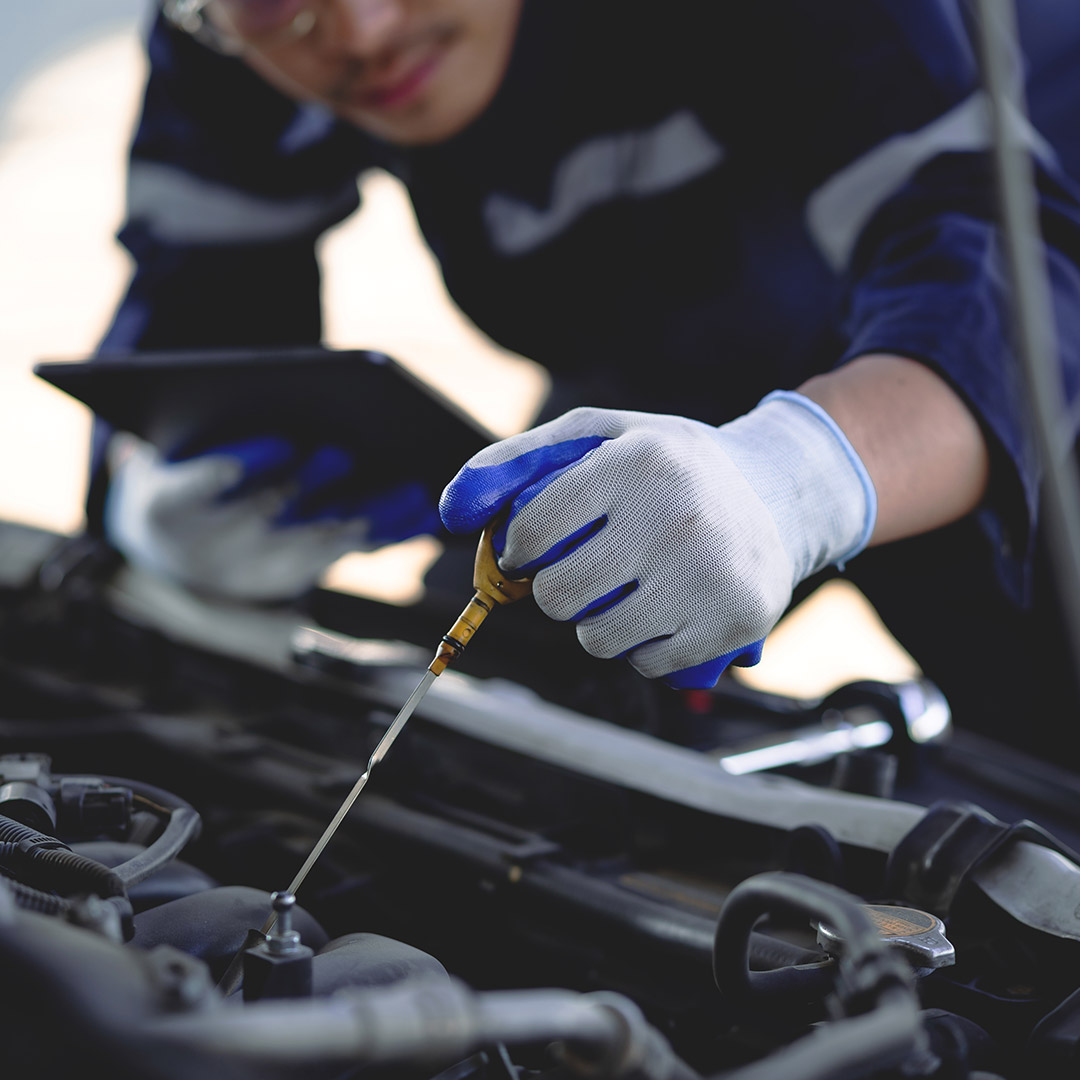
top-left (212, 0), bottom-right (523, 146)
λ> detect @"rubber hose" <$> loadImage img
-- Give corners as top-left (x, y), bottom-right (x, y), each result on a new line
top-left (713, 872), bottom-right (912, 1009)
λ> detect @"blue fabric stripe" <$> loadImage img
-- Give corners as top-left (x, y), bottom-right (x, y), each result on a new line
top-left (493, 458), bottom-right (585, 554)
top-left (661, 638), bottom-right (765, 689)
top-left (571, 579), bottom-right (638, 622)
top-left (358, 482), bottom-right (442, 543)
top-left (440, 436), bottom-right (607, 534)
top-left (616, 635), bottom-right (671, 660)
top-left (506, 515), bottom-right (607, 577)
top-left (276, 444), bottom-right (355, 523)
top-left (175, 436), bottom-right (296, 502)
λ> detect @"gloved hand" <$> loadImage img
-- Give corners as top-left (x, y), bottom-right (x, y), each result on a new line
top-left (103, 433), bottom-right (441, 601)
top-left (439, 392), bottom-right (876, 688)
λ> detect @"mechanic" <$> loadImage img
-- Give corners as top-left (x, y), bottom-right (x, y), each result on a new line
top-left (95, 0), bottom-right (1080, 751)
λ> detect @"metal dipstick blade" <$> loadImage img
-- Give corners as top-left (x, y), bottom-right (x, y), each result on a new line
top-left (267, 668), bottom-right (438, 931)
top-left (239, 523), bottom-right (524, 963)
top-left (368, 669), bottom-right (438, 769)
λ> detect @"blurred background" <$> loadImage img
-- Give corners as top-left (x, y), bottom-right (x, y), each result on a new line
top-left (0, 2), bottom-right (919, 700)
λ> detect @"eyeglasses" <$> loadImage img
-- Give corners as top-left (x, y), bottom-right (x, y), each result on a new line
top-left (162, 0), bottom-right (319, 53)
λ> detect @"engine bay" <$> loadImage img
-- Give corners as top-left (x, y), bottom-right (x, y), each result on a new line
top-left (4, 520), bottom-right (1080, 1080)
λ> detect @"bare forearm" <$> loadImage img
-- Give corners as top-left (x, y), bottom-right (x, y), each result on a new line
top-left (798, 354), bottom-right (990, 546)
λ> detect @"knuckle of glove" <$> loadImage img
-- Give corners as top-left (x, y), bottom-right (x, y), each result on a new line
top-left (606, 422), bottom-right (716, 488)
top-left (500, 507), bottom-right (572, 576)
top-left (556, 405), bottom-right (622, 437)
top-left (576, 626), bottom-right (624, 662)
top-left (530, 564), bottom-right (592, 624)
top-left (589, 491), bottom-right (791, 682)
top-left (575, 609), bottom-right (654, 661)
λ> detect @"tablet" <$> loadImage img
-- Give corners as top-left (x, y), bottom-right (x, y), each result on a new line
top-left (34, 346), bottom-right (496, 488)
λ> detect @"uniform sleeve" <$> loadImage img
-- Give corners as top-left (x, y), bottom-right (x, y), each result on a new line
top-left (89, 13), bottom-right (373, 528)
top-left (735, 0), bottom-right (1080, 603)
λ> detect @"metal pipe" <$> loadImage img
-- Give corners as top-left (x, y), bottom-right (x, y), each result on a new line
top-left (972, 0), bottom-right (1080, 700)
top-left (147, 978), bottom-right (698, 1080)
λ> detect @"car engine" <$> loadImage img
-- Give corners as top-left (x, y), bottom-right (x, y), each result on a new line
top-left (3, 520), bottom-right (1080, 1080)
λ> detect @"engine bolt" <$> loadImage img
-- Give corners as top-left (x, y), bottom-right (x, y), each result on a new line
top-left (267, 891), bottom-right (302, 955)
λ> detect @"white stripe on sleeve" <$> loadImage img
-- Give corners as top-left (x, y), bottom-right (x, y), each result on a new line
top-left (483, 110), bottom-right (725, 256)
top-left (126, 160), bottom-right (358, 244)
top-left (806, 92), bottom-right (1054, 271)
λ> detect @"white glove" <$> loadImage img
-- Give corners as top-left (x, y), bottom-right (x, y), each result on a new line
top-left (103, 433), bottom-right (440, 602)
top-left (439, 392), bottom-right (876, 688)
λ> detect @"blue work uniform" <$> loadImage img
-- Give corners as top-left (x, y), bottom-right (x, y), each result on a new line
top-left (96, 0), bottom-right (1080, 752)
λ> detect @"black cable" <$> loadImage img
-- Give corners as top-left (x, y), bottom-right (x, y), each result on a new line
top-left (0, 876), bottom-right (71, 916)
top-left (0, 815), bottom-right (125, 900)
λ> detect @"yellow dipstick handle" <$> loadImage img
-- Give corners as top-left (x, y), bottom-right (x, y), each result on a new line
top-left (429, 518), bottom-right (533, 676)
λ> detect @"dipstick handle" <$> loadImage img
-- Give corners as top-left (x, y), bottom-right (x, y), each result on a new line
top-left (430, 591), bottom-right (496, 675)
top-left (473, 518), bottom-right (534, 605)
top-left (428, 519), bottom-right (533, 676)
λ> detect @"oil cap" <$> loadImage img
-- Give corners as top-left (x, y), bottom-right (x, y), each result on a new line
top-left (816, 904), bottom-right (955, 974)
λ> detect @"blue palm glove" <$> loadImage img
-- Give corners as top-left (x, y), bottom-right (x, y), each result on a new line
top-left (439, 393), bottom-right (876, 689)
top-left (104, 433), bottom-right (441, 601)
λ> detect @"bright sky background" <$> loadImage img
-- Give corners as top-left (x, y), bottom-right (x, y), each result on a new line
top-left (0, 6), bottom-right (917, 698)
